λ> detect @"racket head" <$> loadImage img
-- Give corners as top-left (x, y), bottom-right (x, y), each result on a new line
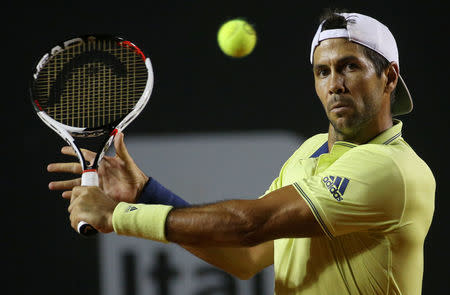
top-left (30, 35), bottom-right (153, 237)
top-left (30, 35), bottom-right (154, 137)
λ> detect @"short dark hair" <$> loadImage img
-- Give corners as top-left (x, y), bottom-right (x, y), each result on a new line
top-left (318, 9), bottom-right (396, 107)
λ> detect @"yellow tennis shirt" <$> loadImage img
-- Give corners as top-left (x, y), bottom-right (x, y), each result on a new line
top-left (266, 120), bottom-right (435, 295)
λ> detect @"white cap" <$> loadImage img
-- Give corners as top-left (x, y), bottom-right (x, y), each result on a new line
top-left (310, 13), bottom-right (413, 116)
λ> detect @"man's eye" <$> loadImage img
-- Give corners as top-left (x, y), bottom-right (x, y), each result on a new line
top-left (347, 63), bottom-right (358, 70)
top-left (318, 69), bottom-right (329, 76)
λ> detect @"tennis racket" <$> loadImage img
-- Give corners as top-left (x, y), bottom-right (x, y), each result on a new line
top-left (30, 35), bottom-right (154, 236)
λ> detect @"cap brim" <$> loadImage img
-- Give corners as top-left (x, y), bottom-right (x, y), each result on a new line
top-left (392, 75), bottom-right (413, 116)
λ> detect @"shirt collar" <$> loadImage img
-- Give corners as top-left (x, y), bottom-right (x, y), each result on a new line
top-left (365, 119), bottom-right (403, 145)
top-left (310, 141), bottom-right (329, 158)
top-left (310, 119), bottom-right (403, 158)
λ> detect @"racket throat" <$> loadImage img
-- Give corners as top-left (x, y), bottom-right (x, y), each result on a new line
top-left (81, 169), bottom-right (99, 186)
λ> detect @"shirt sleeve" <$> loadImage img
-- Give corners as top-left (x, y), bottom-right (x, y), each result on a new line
top-left (293, 146), bottom-right (405, 239)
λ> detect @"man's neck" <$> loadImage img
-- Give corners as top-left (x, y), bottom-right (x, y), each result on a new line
top-left (327, 118), bottom-right (393, 151)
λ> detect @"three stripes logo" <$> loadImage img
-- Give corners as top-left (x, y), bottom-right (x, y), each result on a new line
top-left (322, 176), bottom-right (350, 201)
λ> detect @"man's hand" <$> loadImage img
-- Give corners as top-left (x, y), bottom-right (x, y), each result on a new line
top-left (69, 186), bottom-right (118, 233)
top-left (47, 133), bottom-right (148, 203)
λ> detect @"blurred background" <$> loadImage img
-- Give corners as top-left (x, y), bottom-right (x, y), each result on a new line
top-left (8, 0), bottom-right (449, 294)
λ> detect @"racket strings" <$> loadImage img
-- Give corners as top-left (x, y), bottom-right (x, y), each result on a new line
top-left (33, 38), bottom-right (148, 128)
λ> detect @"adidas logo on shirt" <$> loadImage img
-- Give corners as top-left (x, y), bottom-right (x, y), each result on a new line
top-left (322, 176), bottom-right (350, 201)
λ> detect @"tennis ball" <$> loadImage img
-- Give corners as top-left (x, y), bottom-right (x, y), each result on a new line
top-left (217, 19), bottom-right (257, 58)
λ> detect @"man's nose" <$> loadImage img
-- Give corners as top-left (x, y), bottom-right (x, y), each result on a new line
top-left (328, 72), bottom-right (345, 95)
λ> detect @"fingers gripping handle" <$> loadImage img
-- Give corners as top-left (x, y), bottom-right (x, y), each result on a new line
top-left (78, 170), bottom-right (99, 236)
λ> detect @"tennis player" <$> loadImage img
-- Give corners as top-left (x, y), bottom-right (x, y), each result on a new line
top-left (49, 10), bottom-right (435, 294)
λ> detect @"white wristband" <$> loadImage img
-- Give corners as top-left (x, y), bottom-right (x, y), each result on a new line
top-left (112, 202), bottom-right (173, 243)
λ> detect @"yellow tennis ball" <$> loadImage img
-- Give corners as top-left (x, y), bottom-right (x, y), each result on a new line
top-left (217, 19), bottom-right (257, 58)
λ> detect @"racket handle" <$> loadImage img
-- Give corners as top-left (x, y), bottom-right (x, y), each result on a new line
top-left (77, 221), bottom-right (98, 236)
top-left (78, 170), bottom-right (100, 236)
top-left (81, 170), bottom-right (99, 186)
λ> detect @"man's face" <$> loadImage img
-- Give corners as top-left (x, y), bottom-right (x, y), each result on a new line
top-left (313, 38), bottom-right (388, 138)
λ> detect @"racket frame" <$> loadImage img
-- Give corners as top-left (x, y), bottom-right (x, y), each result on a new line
top-left (33, 57), bottom-right (153, 171)
top-left (31, 36), bottom-right (154, 236)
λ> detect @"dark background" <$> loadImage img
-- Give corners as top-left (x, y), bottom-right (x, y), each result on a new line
top-left (8, 0), bottom-right (449, 294)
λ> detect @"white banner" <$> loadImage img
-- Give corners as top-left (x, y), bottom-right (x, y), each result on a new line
top-left (100, 131), bottom-right (303, 295)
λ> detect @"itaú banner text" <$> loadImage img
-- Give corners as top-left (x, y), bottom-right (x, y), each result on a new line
top-left (100, 131), bottom-right (303, 295)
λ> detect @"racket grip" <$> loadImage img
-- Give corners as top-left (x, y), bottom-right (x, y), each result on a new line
top-left (78, 170), bottom-right (100, 236)
top-left (81, 170), bottom-right (99, 186)
top-left (78, 221), bottom-right (98, 236)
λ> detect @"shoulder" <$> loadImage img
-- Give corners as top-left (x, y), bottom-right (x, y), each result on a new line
top-left (337, 139), bottom-right (435, 195)
top-left (332, 144), bottom-right (404, 185)
top-left (354, 139), bottom-right (433, 180)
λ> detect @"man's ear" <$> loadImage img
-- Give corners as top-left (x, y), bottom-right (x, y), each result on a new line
top-left (385, 62), bottom-right (399, 94)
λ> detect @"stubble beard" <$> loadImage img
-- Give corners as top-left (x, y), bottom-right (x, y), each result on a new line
top-left (328, 98), bottom-right (379, 143)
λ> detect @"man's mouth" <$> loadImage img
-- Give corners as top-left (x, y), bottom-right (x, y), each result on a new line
top-left (329, 101), bottom-right (353, 114)
top-left (331, 103), bottom-right (351, 111)
top-left (327, 94), bottom-right (354, 114)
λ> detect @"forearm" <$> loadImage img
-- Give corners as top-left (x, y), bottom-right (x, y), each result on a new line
top-left (166, 199), bottom-right (269, 247)
top-left (113, 199), bottom-right (269, 246)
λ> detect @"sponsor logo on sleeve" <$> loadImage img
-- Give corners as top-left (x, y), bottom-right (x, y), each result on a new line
top-left (322, 176), bottom-right (350, 201)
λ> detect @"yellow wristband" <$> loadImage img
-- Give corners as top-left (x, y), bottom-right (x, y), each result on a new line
top-left (112, 202), bottom-right (173, 243)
